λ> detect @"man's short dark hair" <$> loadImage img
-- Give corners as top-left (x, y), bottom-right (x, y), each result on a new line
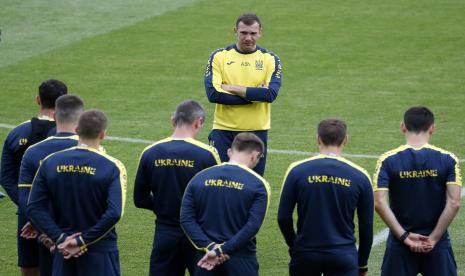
top-left (231, 133), bottom-right (264, 155)
top-left (318, 119), bottom-right (347, 146)
top-left (39, 79), bottom-right (68, 109)
top-left (173, 100), bottom-right (205, 126)
top-left (55, 95), bottom-right (84, 124)
top-left (76, 110), bottom-right (107, 139)
top-left (403, 106), bottom-right (434, 133)
top-left (236, 13), bottom-right (261, 28)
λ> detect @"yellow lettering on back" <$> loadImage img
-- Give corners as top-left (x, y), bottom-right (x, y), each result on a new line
top-left (399, 169), bottom-right (439, 179)
top-left (56, 164), bottom-right (96, 175)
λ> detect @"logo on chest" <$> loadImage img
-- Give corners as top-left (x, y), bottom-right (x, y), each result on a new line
top-left (239, 60), bottom-right (263, 70)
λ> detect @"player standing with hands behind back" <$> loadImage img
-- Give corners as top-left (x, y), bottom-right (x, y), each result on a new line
top-left (278, 119), bottom-right (374, 276)
top-left (27, 110), bottom-right (127, 276)
top-left (1, 79), bottom-right (67, 276)
top-left (374, 106), bottom-right (461, 276)
top-left (18, 95), bottom-right (84, 276)
top-left (181, 133), bottom-right (270, 276)
top-left (133, 100), bottom-right (220, 276)
top-left (205, 13), bottom-right (282, 176)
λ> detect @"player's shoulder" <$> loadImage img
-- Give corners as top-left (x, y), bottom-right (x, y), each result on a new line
top-left (37, 146), bottom-right (75, 167)
top-left (183, 138), bottom-right (220, 157)
top-left (2, 121), bottom-right (31, 151)
top-left (256, 46), bottom-right (280, 59)
top-left (7, 120), bottom-right (31, 138)
top-left (423, 144), bottom-right (459, 162)
top-left (208, 45), bottom-right (232, 58)
top-left (25, 135), bottom-right (78, 153)
top-left (6, 117), bottom-right (56, 143)
top-left (335, 156), bottom-right (371, 180)
top-left (188, 163), bottom-right (220, 187)
top-left (288, 155), bottom-right (319, 169)
top-left (378, 145), bottom-right (411, 163)
top-left (49, 146), bottom-right (125, 170)
top-left (14, 120), bottom-right (32, 130)
top-left (286, 155), bottom-right (370, 180)
top-left (142, 137), bottom-right (219, 159)
top-left (84, 146), bottom-right (126, 171)
top-left (194, 163), bottom-right (219, 177)
top-left (285, 155), bottom-right (331, 175)
top-left (141, 137), bottom-right (172, 155)
top-left (226, 162), bottom-right (270, 194)
top-left (22, 136), bottom-right (53, 157)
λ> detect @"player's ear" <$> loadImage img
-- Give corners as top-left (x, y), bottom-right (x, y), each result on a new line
top-left (255, 151), bottom-right (262, 162)
top-left (250, 151), bottom-right (260, 168)
top-left (171, 116), bottom-right (176, 128)
top-left (342, 135), bottom-right (348, 146)
top-left (428, 123), bottom-right (436, 135)
top-left (316, 134), bottom-right (322, 146)
top-left (400, 121), bottom-right (407, 133)
top-left (53, 111), bottom-right (57, 122)
top-left (194, 117), bottom-right (204, 130)
top-left (227, 148), bottom-right (232, 159)
top-left (99, 130), bottom-right (106, 141)
top-left (36, 95), bottom-right (41, 106)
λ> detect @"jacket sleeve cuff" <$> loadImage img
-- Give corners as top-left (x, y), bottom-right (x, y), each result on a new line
top-left (55, 233), bottom-right (67, 245)
top-left (245, 87), bottom-right (268, 101)
top-left (206, 242), bottom-right (216, 251)
top-left (75, 235), bottom-right (87, 251)
top-left (213, 245), bottom-right (223, 256)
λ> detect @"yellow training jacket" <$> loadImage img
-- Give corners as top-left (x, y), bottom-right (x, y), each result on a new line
top-left (204, 44), bottom-right (282, 131)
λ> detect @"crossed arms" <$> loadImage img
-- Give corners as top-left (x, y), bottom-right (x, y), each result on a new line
top-left (204, 51), bottom-right (282, 105)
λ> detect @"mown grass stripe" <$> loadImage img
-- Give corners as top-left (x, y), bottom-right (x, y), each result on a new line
top-left (0, 0), bottom-right (199, 68)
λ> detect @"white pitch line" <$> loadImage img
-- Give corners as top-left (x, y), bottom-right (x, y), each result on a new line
top-left (372, 228), bottom-right (390, 248)
top-left (371, 187), bottom-right (465, 248)
top-left (1, 123), bottom-right (465, 162)
top-left (105, 136), bottom-right (153, 144)
top-left (0, 123), bottom-right (17, 129)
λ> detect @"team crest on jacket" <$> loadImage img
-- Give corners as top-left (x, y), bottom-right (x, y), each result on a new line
top-left (255, 60), bottom-right (264, 70)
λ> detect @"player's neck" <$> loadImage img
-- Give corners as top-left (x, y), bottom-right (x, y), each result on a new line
top-left (171, 126), bottom-right (197, 139)
top-left (319, 146), bottom-right (343, 157)
top-left (38, 108), bottom-right (54, 119)
top-left (405, 132), bottom-right (430, 148)
top-left (229, 153), bottom-right (254, 169)
top-left (236, 43), bottom-right (256, 53)
top-left (56, 123), bottom-right (77, 134)
top-left (78, 138), bottom-right (101, 150)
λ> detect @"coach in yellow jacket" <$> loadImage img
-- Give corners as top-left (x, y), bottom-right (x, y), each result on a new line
top-left (204, 13), bottom-right (282, 176)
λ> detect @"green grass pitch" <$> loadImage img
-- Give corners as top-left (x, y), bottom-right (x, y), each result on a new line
top-left (1, 0), bottom-right (465, 275)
